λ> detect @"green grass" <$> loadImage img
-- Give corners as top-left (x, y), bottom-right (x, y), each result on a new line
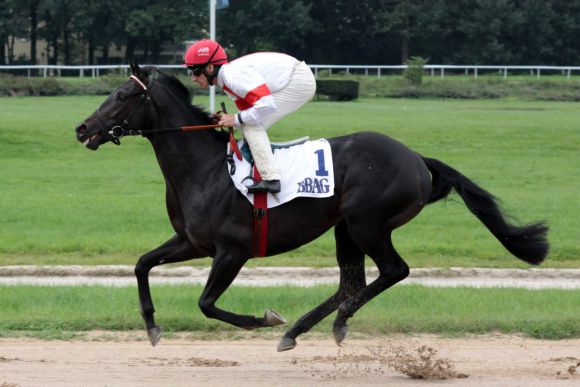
top-left (0, 95), bottom-right (578, 267)
top-left (0, 285), bottom-right (578, 340)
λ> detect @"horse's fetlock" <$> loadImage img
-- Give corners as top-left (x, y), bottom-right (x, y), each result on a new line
top-left (337, 302), bottom-right (352, 318)
top-left (198, 299), bottom-right (216, 318)
top-left (395, 264), bottom-right (410, 280)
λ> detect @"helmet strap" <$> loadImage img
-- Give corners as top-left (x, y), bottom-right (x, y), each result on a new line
top-left (204, 65), bottom-right (221, 86)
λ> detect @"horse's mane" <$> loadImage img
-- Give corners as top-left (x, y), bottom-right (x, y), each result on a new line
top-left (149, 67), bottom-right (228, 143)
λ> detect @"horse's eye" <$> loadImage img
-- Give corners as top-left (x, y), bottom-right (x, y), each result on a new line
top-left (117, 92), bottom-right (127, 101)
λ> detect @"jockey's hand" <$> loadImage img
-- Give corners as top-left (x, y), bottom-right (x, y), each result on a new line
top-left (210, 113), bottom-right (221, 124)
top-left (218, 113), bottom-right (236, 128)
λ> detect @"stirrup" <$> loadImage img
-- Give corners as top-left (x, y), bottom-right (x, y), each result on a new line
top-left (247, 180), bottom-right (281, 194)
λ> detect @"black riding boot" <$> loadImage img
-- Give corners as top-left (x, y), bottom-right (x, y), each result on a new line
top-left (247, 180), bottom-right (281, 193)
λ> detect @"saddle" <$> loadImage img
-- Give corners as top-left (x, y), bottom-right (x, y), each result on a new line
top-left (239, 136), bottom-right (310, 165)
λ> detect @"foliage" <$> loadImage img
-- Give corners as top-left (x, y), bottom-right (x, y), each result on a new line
top-left (315, 79), bottom-right (359, 101)
top-left (218, 0), bottom-right (314, 56)
top-left (403, 56), bottom-right (427, 85)
top-left (4, 74), bottom-right (580, 101)
top-left (2, 1), bottom-right (580, 65)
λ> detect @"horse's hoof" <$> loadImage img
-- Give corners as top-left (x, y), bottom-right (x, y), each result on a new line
top-left (277, 337), bottom-right (297, 352)
top-left (265, 310), bottom-right (287, 326)
top-left (333, 325), bottom-right (349, 346)
top-left (147, 326), bottom-right (163, 347)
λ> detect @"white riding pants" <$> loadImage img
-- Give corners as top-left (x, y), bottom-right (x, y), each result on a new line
top-left (242, 61), bottom-right (316, 180)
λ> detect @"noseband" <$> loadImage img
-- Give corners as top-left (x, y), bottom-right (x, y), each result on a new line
top-left (96, 75), bottom-right (152, 145)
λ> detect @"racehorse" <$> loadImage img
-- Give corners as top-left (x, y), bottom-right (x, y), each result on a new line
top-left (75, 63), bottom-right (549, 352)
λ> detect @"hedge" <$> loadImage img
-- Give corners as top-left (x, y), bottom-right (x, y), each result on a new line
top-left (315, 79), bottom-right (359, 101)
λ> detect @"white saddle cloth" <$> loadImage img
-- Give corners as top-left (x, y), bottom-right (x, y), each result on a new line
top-left (228, 138), bottom-right (335, 208)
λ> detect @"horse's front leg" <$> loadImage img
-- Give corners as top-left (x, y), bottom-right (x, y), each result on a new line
top-left (198, 251), bottom-right (286, 329)
top-left (135, 234), bottom-right (198, 346)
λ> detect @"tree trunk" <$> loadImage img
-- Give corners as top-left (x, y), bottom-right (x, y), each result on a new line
top-left (400, 35), bottom-right (409, 64)
top-left (151, 39), bottom-right (161, 63)
top-left (143, 39), bottom-right (149, 62)
top-left (125, 37), bottom-right (137, 63)
top-left (102, 43), bottom-right (110, 64)
top-left (63, 27), bottom-right (70, 64)
top-left (88, 35), bottom-right (95, 65)
top-left (0, 34), bottom-right (6, 65)
top-left (8, 35), bottom-right (15, 64)
top-left (51, 35), bottom-right (58, 65)
top-left (30, 2), bottom-right (38, 64)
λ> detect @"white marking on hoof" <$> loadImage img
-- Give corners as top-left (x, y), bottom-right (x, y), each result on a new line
top-left (277, 337), bottom-right (297, 352)
top-left (265, 310), bottom-right (287, 326)
top-left (333, 326), bottom-right (349, 346)
top-left (148, 326), bottom-right (162, 347)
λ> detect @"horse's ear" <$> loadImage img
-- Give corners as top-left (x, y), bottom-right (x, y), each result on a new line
top-left (129, 60), bottom-right (140, 75)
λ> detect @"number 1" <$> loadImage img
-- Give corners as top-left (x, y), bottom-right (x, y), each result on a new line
top-left (314, 149), bottom-right (329, 176)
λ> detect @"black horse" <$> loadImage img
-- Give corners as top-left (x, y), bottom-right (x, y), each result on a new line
top-left (75, 64), bottom-right (549, 351)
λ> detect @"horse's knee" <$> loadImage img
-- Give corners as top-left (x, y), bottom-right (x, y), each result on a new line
top-left (134, 254), bottom-right (154, 278)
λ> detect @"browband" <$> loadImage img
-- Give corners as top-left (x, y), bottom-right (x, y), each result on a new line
top-left (130, 75), bottom-right (148, 91)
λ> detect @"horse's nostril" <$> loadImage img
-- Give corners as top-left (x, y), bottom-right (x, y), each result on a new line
top-left (76, 124), bottom-right (87, 134)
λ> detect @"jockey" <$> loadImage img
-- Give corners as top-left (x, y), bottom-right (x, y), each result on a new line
top-left (184, 39), bottom-right (316, 194)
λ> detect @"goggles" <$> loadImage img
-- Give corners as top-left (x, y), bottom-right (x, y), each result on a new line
top-left (187, 65), bottom-right (205, 77)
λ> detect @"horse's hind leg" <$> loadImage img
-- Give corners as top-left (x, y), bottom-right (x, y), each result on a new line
top-left (135, 234), bottom-right (198, 346)
top-left (333, 228), bottom-right (409, 346)
top-left (278, 220), bottom-right (366, 352)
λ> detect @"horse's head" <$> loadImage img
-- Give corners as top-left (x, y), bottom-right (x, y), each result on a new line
top-left (75, 62), bottom-right (154, 150)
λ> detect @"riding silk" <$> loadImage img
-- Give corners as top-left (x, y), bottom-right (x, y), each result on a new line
top-left (228, 138), bottom-right (335, 208)
top-left (216, 52), bottom-right (301, 127)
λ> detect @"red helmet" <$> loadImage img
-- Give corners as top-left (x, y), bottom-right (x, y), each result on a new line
top-left (184, 39), bottom-right (227, 66)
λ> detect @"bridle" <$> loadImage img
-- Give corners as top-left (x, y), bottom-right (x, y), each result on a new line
top-left (96, 74), bottom-right (222, 145)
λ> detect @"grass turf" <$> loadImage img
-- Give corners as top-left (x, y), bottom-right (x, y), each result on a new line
top-left (0, 284), bottom-right (578, 340)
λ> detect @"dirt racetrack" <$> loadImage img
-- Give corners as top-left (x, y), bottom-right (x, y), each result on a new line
top-left (1, 333), bottom-right (579, 386)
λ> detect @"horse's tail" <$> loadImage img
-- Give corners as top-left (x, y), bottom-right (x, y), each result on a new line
top-left (421, 156), bottom-right (549, 265)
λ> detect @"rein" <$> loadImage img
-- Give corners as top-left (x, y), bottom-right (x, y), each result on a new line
top-left (108, 123), bottom-right (224, 141)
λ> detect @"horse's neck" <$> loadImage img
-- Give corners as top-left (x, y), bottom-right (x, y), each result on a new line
top-left (145, 80), bottom-right (230, 194)
top-left (150, 132), bottom-right (224, 181)
top-left (147, 110), bottom-right (226, 193)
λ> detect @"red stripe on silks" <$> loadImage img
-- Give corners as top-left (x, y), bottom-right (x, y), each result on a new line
top-left (252, 167), bottom-right (269, 257)
top-left (222, 85), bottom-right (253, 111)
top-left (223, 84), bottom-right (271, 111)
top-left (244, 84), bottom-right (272, 106)
top-left (234, 99), bottom-right (252, 111)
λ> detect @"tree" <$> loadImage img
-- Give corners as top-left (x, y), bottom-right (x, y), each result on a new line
top-left (454, 0), bottom-right (525, 64)
top-left (219, 0), bottom-right (315, 58)
top-left (374, 0), bottom-right (426, 64)
top-left (303, 0), bottom-right (384, 64)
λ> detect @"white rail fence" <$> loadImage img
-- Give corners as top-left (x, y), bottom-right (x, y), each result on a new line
top-left (1, 64), bottom-right (579, 79)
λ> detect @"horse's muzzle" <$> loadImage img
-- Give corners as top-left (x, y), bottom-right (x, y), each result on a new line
top-left (75, 123), bottom-right (102, 150)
